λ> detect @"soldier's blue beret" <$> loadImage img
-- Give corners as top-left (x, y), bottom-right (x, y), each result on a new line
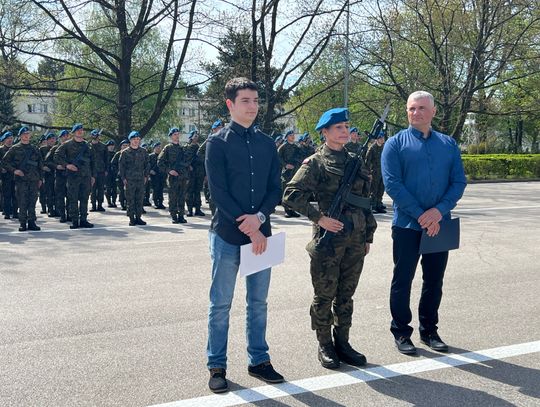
top-left (376, 132), bottom-right (385, 139)
top-left (59, 130), bottom-right (70, 137)
top-left (211, 119), bottom-right (223, 129)
top-left (128, 131), bottom-right (140, 140)
top-left (18, 126), bottom-right (30, 136)
top-left (39, 135), bottom-right (46, 142)
top-left (188, 130), bottom-right (198, 140)
top-left (90, 129), bottom-right (101, 137)
top-left (1, 131), bottom-right (13, 141)
top-left (120, 139), bottom-right (129, 145)
top-left (153, 142), bottom-right (161, 148)
top-left (0, 134), bottom-right (4, 142)
top-left (71, 123), bottom-right (83, 133)
top-left (168, 127), bottom-right (180, 137)
top-left (315, 108), bottom-right (349, 131)
top-left (45, 132), bottom-right (56, 140)
top-left (105, 140), bottom-right (115, 146)
top-left (350, 127), bottom-right (358, 133)
top-left (299, 132), bottom-right (310, 142)
top-left (274, 134), bottom-right (283, 143)
top-left (285, 130), bottom-right (295, 137)
top-left (141, 143), bottom-right (148, 148)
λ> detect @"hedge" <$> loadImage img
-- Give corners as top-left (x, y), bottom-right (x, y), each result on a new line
top-left (461, 154), bottom-right (540, 180)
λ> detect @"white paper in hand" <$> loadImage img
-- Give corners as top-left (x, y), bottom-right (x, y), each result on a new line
top-left (239, 232), bottom-right (286, 277)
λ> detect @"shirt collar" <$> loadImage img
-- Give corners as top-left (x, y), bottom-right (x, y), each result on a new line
top-left (230, 120), bottom-right (256, 137)
top-left (408, 125), bottom-right (433, 140)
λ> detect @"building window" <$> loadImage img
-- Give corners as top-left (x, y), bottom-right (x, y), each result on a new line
top-left (28, 104), bottom-right (33, 113)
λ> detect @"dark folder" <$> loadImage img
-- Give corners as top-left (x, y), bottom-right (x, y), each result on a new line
top-left (419, 218), bottom-right (460, 254)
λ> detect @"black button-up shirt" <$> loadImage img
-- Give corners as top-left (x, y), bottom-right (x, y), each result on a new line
top-left (205, 121), bottom-right (281, 245)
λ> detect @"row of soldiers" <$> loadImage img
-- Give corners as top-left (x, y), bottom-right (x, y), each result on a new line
top-left (0, 120), bottom-right (226, 231)
top-left (275, 127), bottom-right (387, 217)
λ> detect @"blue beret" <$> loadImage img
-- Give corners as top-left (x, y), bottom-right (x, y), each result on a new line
top-left (315, 108), bottom-right (349, 131)
top-left (168, 127), bottom-right (180, 137)
top-left (1, 131), bottom-right (13, 141)
top-left (105, 140), bottom-right (115, 146)
top-left (141, 143), bottom-right (148, 148)
top-left (274, 134), bottom-right (283, 143)
top-left (153, 142), bottom-right (161, 148)
top-left (299, 132), bottom-right (310, 142)
top-left (39, 135), bottom-right (46, 142)
top-left (350, 127), bottom-right (358, 134)
top-left (128, 131), bottom-right (140, 140)
top-left (188, 130), bottom-right (198, 140)
top-left (59, 130), bottom-right (70, 137)
top-left (0, 134), bottom-right (4, 142)
top-left (211, 119), bottom-right (223, 130)
top-left (285, 130), bottom-right (295, 137)
top-left (18, 126), bottom-right (30, 136)
top-left (120, 139), bottom-right (129, 145)
top-left (71, 123), bottom-right (83, 133)
top-left (45, 132), bottom-right (56, 140)
top-left (90, 129), bottom-right (101, 137)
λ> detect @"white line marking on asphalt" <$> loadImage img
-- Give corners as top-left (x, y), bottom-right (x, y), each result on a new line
top-left (149, 340), bottom-right (540, 407)
top-left (455, 205), bottom-right (540, 212)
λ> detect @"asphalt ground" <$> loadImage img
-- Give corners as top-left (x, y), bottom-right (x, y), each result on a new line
top-left (1, 182), bottom-right (539, 407)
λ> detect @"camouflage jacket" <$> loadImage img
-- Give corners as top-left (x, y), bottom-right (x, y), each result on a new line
top-left (148, 152), bottom-right (161, 175)
top-left (90, 141), bottom-right (109, 173)
top-left (2, 142), bottom-right (43, 182)
top-left (365, 143), bottom-right (383, 177)
top-left (118, 147), bottom-right (149, 181)
top-left (39, 145), bottom-right (54, 176)
top-left (157, 143), bottom-right (189, 178)
top-left (277, 142), bottom-right (302, 173)
top-left (283, 144), bottom-right (377, 242)
top-left (55, 139), bottom-right (96, 178)
top-left (298, 144), bottom-right (315, 162)
top-left (185, 142), bottom-right (204, 175)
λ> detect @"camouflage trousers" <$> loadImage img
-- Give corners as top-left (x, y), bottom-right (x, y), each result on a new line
top-left (116, 178), bottom-right (125, 208)
top-left (14, 179), bottom-right (39, 224)
top-left (1, 172), bottom-right (17, 216)
top-left (370, 173), bottom-right (385, 207)
top-left (91, 171), bottom-right (106, 206)
top-left (66, 174), bottom-right (91, 221)
top-left (186, 172), bottom-right (204, 209)
top-left (307, 225), bottom-right (367, 344)
top-left (167, 175), bottom-right (188, 216)
top-left (125, 178), bottom-right (145, 217)
top-left (150, 174), bottom-right (164, 205)
top-left (106, 172), bottom-right (117, 203)
top-left (55, 171), bottom-right (68, 217)
top-left (43, 171), bottom-right (55, 213)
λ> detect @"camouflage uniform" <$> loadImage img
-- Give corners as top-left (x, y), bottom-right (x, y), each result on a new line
top-left (110, 151), bottom-right (126, 209)
top-left (344, 141), bottom-right (362, 155)
top-left (185, 141), bottom-right (205, 215)
top-left (283, 144), bottom-right (377, 345)
top-left (118, 147), bottom-right (149, 220)
top-left (90, 141), bottom-right (108, 210)
top-left (365, 142), bottom-right (385, 210)
top-left (55, 139), bottom-right (95, 225)
top-left (2, 143), bottom-right (42, 227)
top-left (148, 151), bottom-right (165, 208)
top-left (277, 141), bottom-right (302, 216)
top-left (106, 149), bottom-right (117, 206)
top-left (157, 142), bottom-right (189, 222)
top-left (1, 144), bottom-right (18, 219)
top-left (197, 140), bottom-right (214, 214)
top-left (45, 144), bottom-right (68, 221)
top-left (298, 143), bottom-right (315, 162)
top-left (39, 145), bottom-right (55, 215)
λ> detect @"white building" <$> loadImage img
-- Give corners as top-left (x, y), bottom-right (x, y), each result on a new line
top-left (13, 91), bottom-right (56, 131)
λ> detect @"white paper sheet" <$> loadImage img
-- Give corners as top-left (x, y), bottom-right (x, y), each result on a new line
top-left (238, 232), bottom-right (286, 277)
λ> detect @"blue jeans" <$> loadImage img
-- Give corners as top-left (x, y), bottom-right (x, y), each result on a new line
top-left (207, 231), bottom-right (271, 369)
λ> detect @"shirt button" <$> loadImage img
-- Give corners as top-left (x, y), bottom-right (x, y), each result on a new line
top-left (251, 189), bottom-right (254, 192)
top-left (252, 205), bottom-right (255, 209)
top-left (251, 172), bottom-right (254, 175)
top-left (250, 156), bottom-right (253, 159)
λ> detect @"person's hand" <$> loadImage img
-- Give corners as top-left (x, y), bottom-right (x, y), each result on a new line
top-left (418, 208), bottom-right (442, 229)
top-left (250, 230), bottom-right (267, 255)
top-left (285, 164), bottom-right (294, 170)
top-left (150, 170), bottom-right (156, 175)
top-left (169, 169), bottom-right (179, 176)
top-left (426, 222), bottom-right (440, 237)
top-left (56, 164), bottom-right (65, 170)
top-left (14, 169), bottom-right (24, 177)
top-left (237, 214), bottom-right (261, 236)
top-left (104, 171), bottom-right (108, 177)
top-left (43, 166), bottom-right (51, 172)
top-left (365, 243), bottom-right (371, 255)
top-left (66, 164), bottom-right (78, 172)
top-left (144, 176), bottom-right (148, 184)
top-left (91, 177), bottom-right (96, 186)
top-left (317, 216), bottom-right (343, 233)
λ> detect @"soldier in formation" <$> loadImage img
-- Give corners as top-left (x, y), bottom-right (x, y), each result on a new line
top-left (148, 142), bottom-right (166, 209)
top-left (89, 129), bottom-right (108, 212)
top-left (199, 119), bottom-right (223, 215)
top-left (277, 130), bottom-right (302, 217)
top-left (185, 130), bottom-right (205, 217)
top-left (1, 131), bottom-right (17, 220)
top-left (283, 108), bottom-right (377, 369)
top-left (110, 139), bottom-right (130, 210)
top-left (365, 132), bottom-right (387, 213)
top-left (44, 129), bottom-right (70, 222)
top-left (39, 132), bottom-right (57, 216)
top-left (105, 140), bottom-right (117, 207)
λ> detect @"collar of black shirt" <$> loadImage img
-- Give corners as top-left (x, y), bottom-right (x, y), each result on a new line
top-left (229, 120), bottom-right (256, 137)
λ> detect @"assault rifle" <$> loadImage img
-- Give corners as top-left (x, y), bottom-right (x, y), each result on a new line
top-left (315, 104), bottom-right (390, 256)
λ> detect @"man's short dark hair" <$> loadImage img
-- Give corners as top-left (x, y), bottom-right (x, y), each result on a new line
top-left (225, 77), bottom-right (258, 102)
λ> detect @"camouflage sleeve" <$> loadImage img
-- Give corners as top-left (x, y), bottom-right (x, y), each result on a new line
top-left (36, 147), bottom-right (43, 179)
top-left (282, 158), bottom-right (324, 223)
top-left (144, 151), bottom-right (150, 177)
top-left (2, 148), bottom-right (16, 173)
top-left (118, 150), bottom-right (126, 181)
top-left (365, 211), bottom-right (377, 243)
top-left (157, 146), bottom-right (168, 173)
top-left (54, 143), bottom-right (68, 166)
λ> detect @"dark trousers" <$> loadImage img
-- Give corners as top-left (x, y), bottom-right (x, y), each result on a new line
top-left (125, 179), bottom-right (145, 217)
top-left (15, 180), bottom-right (38, 223)
top-left (91, 171), bottom-right (106, 206)
top-left (106, 172), bottom-right (117, 203)
top-left (1, 172), bottom-right (17, 216)
top-left (43, 172), bottom-right (55, 213)
top-left (67, 174), bottom-right (91, 221)
top-left (390, 226), bottom-right (448, 339)
top-left (55, 172), bottom-right (68, 216)
top-left (151, 174), bottom-right (164, 205)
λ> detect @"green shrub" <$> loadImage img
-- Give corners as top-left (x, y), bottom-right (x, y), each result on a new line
top-left (461, 154), bottom-right (540, 180)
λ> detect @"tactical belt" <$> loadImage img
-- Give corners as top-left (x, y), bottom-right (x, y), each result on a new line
top-left (345, 192), bottom-right (371, 210)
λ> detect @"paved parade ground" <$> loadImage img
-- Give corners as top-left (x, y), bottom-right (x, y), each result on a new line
top-left (1, 182), bottom-right (539, 407)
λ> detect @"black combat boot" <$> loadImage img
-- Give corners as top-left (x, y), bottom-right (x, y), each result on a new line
top-left (157, 202), bottom-right (166, 209)
top-left (97, 203), bottom-right (106, 212)
top-left (318, 342), bottom-right (340, 369)
top-left (129, 215), bottom-right (136, 226)
top-left (4, 214), bottom-right (10, 220)
top-left (194, 207), bottom-right (205, 216)
top-left (70, 219), bottom-right (79, 229)
top-left (143, 199), bottom-right (151, 206)
top-left (90, 203), bottom-right (97, 212)
top-left (187, 207), bottom-right (193, 217)
top-left (80, 219), bottom-right (94, 228)
top-left (19, 222), bottom-right (27, 232)
top-left (333, 328), bottom-right (367, 367)
top-left (171, 213), bottom-right (179, 224)
top-left (40, 204), bottom-right (47, 214)
top-left (135, 216), bottom-right (147, 226)
top-left (27, 220), bottom-right (41, 231)
top-left (59, 212), bottom-right (67, 223)
top-left (178, 214), bottom-right (187, 223)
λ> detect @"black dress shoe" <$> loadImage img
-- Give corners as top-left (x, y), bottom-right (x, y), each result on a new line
top-left (208, 368), bottom-right (228, 393)
top-left (19, 223), bottom-right (27, 232)
top-left (248, 361), bottom-right (284, 383)
top-left (79, 220), bottom-right (94, 228)
top-left (178, 216), bottom-right (187, 223)
top-left (318, 343), bottom-right (340, 369)
top-left (97, 205), bottom-right (106, 212)
top-left (335, 341), bottom-right (367, 366)
top-left (135, 217), bottom-right (146, 225)
top-left (420, 333), bottom-right (449, 352)
top-left (194, 208), bottom-right (205, 216)
top-left (395, 337), bottom-right (417, 355)
top-left (27, 221), bottom-right (41, 231)
top-left (70, 220), bottom-right (79, 229)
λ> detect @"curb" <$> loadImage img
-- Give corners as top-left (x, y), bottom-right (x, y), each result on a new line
top-left (467, 178), bottom-right (540, 184)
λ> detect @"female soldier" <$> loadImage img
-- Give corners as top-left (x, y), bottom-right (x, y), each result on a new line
top-left (283, 108), bottom-right (377, 369)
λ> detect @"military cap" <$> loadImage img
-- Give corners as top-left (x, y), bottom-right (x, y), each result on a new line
top-left (153, 141), bottom-right (161, 148)
top-left (274, 134), bottom-right (283, 143)
top-left (299, 132), bottom-right (310, 142)
top-left (45, 132), bottom-right (56, 140)
top-left (39, 135), bottom-right (46, 143)
top-left (188, 130), bottom-right (198, 140)
top-left (315, 108), bottom-right (349, 131)
top-left (285, 129), bottom-right (295, 137)
top-left (168, 127), bottom-right (180, 137)
top-left (141, 143), bottom-right (148, 148)
top-left (350, 127), bottom-right (358, 134)
top-left (18, 126), bottom-right (30, 136)
top-left (211, 119), bottom-right (223, 130)
top-left (71, 123), bottom-right (83, 133)
top-left (1, 131), bottom-right (13, 141)
top-left (59, 130), bottom-right (70, 138)
top-left (90, 129), bottom-right (101, 137)
top-left (0, 134), bottom-right (4, 142)
top-left (120, 139), bottom-right (130, 145)
top-left (128, 131), bottom-right (140, 140)
top-left (105, 140), bottom-right (115, 146)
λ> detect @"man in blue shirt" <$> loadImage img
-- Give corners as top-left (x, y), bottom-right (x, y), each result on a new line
top-left (381, 91), bottom-right (466, 355)
top-left (205, 77), bottom-right (284, 393)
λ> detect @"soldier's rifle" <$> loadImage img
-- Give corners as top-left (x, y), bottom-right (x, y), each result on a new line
top-left (314, 104), bottom-right (390, 256)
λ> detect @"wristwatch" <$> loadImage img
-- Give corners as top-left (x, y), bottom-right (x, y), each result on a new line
top-left (256, 211), bottom-right (266, 224)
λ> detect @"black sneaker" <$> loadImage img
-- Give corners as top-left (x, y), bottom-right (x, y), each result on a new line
top-left (247, 361), bottom-right (284, 383)
top-left (208, 368), bottom-right (228, 393)
top-left (420, 333), bottom-right (449, 352)
top-left (395, 336), bottom-right (417, 355)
